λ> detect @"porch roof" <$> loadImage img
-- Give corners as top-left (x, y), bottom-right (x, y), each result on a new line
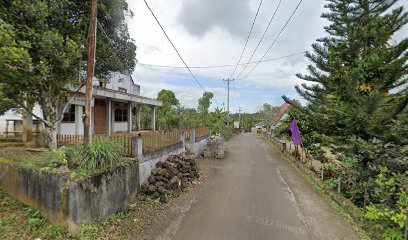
top-left (80, 86), bottom-right (162, 107)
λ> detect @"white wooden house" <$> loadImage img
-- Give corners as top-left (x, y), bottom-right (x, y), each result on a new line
top-left (0, 73), bottom-right (162, 137)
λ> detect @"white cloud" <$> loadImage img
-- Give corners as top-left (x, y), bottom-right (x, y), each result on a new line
top-left (125, 0), bottom-right (407, 113)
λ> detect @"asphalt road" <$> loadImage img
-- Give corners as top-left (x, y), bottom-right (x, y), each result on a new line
top-left (166, 133), bottom-right (360, 240)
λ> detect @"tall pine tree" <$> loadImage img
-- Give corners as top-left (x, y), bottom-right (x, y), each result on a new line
top-left (293, 0), bottom-right (407, 143)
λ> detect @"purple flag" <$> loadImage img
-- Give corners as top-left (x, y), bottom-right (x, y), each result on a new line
top-left (289, 118), bottom-right (302, 145)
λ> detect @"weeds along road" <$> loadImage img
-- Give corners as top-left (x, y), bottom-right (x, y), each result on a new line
top-left (159, 133), bottom-right (360, 240)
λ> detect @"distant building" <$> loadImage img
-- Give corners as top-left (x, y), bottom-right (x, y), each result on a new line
top-left (0, 73), bottom-right (162, 137)
top-left (270, 103), bottom-right (291, 130)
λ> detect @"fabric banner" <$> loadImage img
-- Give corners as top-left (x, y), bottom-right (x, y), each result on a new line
top-left (289, 118), bottom-right (302, 145)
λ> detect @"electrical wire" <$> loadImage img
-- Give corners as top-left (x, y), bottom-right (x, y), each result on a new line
top-left (137, 51), bottom-right (306, 69)
top-left (143, 0), bottom-right (223, 106)
top-left (228, 0), bottom-right (263, 79)
top-left (238, 0), bottom-right (304, 80)
top-left (144, 0), bottom-right (205, 91)
top-left (234, 0), bottom-right (282, 79)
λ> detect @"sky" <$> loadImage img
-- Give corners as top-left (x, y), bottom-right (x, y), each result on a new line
top-left (126, 0), bottom-right (408, 113)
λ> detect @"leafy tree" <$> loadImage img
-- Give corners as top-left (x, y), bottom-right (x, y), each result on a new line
top-left (156, 89), bottom-right (180, 129)
top-left (258, 103), bottom-right (279, 130)
top-left (0, 0), bottom-right (137, 148)
top-left (0, 19), bottom-right (29, 114)
top-left (197, 92), bottom-right (214, 115)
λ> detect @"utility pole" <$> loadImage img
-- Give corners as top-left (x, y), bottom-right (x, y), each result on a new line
top-left (84, 0), bottom-right (98, 143)
top-left (238, 106), bottom-right (242, 125)
top-left (223, 78), bottom-right (234, 114)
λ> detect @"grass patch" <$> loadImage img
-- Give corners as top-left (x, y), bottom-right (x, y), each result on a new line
top-left (0, 139), bottom-right (134, 181)
top-left (0, 189), bottom-right (74, 240)
top-left (0, 186), bottom-right (162, 239)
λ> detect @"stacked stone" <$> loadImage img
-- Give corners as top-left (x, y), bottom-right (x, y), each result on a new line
top-left (139, 154), bottom-right (199, 203)
top-left (204, 135), bottom-right (225, 159)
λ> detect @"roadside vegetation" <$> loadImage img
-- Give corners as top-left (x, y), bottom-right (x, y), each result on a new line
top-left (141, 89), bottom-right (238, 139)
top-left (273, 1), bottom-right (408, 239)
top-left (0, 187), bottom-right (165, 239)
top-left (0, 139), bottom-right (133, 181)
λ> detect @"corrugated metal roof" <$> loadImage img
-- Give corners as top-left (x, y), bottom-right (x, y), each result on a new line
top-left (271, 103), bottom-right (291, 126)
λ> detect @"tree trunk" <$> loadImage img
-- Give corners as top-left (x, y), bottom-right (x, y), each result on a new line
top-left (40, 97), bottom-right (60, 150)
top-left (45, 126), bottom-right (58, 150)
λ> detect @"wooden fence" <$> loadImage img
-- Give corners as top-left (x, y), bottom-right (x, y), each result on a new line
top-left (195, 127), bottom-right (210, 138)
top-left (57, 134), bottom-right (133, 157)
top-left (141, 129), bottom-right (182, 154)
top-left (57, 127), bottom-right (209, 157)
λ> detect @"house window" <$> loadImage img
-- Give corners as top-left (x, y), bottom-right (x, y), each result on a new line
top-left (99, 81), bottom-right (107, 88)
top-left (114, 103), bottom-right (128, 122)
top-left (63, 104), bottom-right (75, 122)
top-left (118, 87), bottom-right (127, 93)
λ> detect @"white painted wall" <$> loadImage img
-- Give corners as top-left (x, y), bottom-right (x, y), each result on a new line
top-left (0, 105), bottom-right (43, 136)
top-left (93, 73), bottom-right (140, 96)
top-left (113, 122), bottom-right (128, 133)
top-left (58, 123), bottom-right (76, 135)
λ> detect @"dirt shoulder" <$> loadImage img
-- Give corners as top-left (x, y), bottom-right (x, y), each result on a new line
top-left (129, 156), bottom-right (224, 240)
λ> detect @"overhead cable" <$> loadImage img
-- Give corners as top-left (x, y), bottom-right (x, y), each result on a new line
top-left (238, 0), bottom-right (304, 80)
top-left (137, 51), bottom-right (306, 69)
top-left (228, 0), bottom-right (264, 79)
top-left (144, 0), bottom-right (222, 105)
top-left (234, 0), bottom-right (282, 79)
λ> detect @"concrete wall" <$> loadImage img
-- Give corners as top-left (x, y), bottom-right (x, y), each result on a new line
top-left (0, 105), bottom-right (43, 136)
top-left (93, 73), bottom-right (140, 96)
top-left (138, 142), bottom-right (184, 185)
top-left (0, 163), bottom-right (68, 226)
top-left (0, 129), bottom-right (209, 231)
top-left (113, 122), bottom-right (128, 133)
top-left (186, 137), bottom-right (207, 157)
top-left (58, 123), bottom-right (76, 135)
top-left (0, 162), bottom-right (139, 230)
top-left (66, 163), bottom-right (139, 228)
top-left (136, 132), bottom-right (209, 185)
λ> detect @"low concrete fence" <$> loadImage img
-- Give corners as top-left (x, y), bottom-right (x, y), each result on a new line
top-left (133, 128), bottom-right (210, 185)
top-left (0, 162), bottom-right (139, 231)
top-left (0, 128), bottom-right (210, 230)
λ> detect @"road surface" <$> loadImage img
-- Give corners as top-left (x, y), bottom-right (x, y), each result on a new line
top-left (161, 133), bottom-right (360, 240)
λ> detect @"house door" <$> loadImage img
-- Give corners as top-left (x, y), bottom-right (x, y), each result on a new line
top-left (94, 99), bottom-right (107, 134)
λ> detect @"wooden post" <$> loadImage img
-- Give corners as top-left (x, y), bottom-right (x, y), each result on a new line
top-left (321, 162), bottom-right (324, 181)
top-left (84, 0), bottom-right (98, 143)
top-left (337, 175), bottom-right (341, 193)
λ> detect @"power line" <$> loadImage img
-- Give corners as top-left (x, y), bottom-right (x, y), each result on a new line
top-left (143, 1), bottom-right (205, 91)
top-left (143, 0), bottom-right (222, 106)
top-left (234, 0), bottom-right (282, 79)
top-left (228, 0), bottom-right (263, 79)
top-left (137, 51), bottom-right (306, 69)
top-left (238, 0), bottom-right (304, 80)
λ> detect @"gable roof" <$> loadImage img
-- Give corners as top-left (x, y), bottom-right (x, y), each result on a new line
top-left (271, 103), bottom-right (291, 126)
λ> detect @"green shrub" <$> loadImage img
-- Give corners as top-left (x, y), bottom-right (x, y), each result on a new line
top-left (219, 125), bottom-right (237, 140)
top-left (63, 147), bottom-right (77, 168)
top-left (364, 167), bottom-right (408, 239)
top-left (76, 138), bottom-right (127, 172)
top-left (42, 149), bottom-right (68, 168)
top-left (323, 178), bottom-right (339, 190)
